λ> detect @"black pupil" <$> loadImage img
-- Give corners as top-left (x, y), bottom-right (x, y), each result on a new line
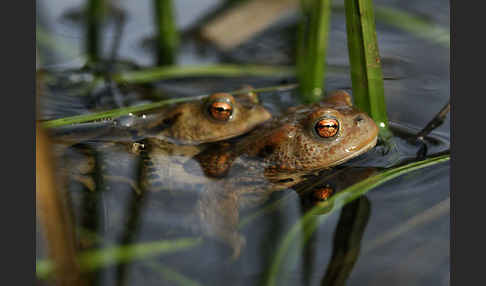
top-left (318, 123), bottom-right (337, 130)
top-left (215, 107), bottom-right (228, 112)
top-left (208, 102), bottom-right (232, 121)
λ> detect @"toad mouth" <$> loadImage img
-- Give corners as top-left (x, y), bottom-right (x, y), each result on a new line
top-left (325, 135), bottom-right (378, 169)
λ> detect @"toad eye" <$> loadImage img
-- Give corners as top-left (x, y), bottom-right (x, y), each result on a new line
top-left (208, 101), bottom-right (233, 121)
top-left (314, 117), bottom-right (339, 138)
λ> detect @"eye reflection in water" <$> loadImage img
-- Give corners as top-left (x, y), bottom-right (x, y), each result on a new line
top-left (295, 167), bottom-right (376, 286)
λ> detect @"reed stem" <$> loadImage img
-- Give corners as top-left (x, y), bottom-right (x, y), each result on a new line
top-left (297, 0), bottom-right (332, 103)
top-left (86, 0), bottom-right (105, 62)
top-left (344, 0), bottom-right (391, 139)
top-left (153, 0), bottom-right (179, 65)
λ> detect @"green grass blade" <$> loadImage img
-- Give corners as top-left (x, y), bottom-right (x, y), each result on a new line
top-left (344, 0), bottom-right (391, 139)
top-left (297, 0), bottom-right (332, 103)
top-left (36, 237), bottom-right (202, 279)
top-left (263, 154), bottom-right (449, 286)
top-left (113, 64), bottom-right (295, 84)
top-left (40, 96), bottom-right (205, 128)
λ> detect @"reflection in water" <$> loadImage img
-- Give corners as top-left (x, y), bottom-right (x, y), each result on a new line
top-left (261, 167), bottom-right (378, 286)
top-left (114, 145), bottom-right (148, 286)
top-left (300, 204), bottom-right (316, 286)
top-left (321, 196), bottom-right (371, 286)
top-left (299, 168), bottom-right (377, 286)
top-left (81, 146), bottom-right (114, 286)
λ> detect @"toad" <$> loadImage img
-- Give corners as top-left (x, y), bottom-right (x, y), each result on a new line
top-left (188, 90), bottom-right (379, 257)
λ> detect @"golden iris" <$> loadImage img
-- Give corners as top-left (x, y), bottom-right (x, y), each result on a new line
top-left (315, 118), bottom-right (339, 138)
top-left (208, 101), bottom-right (233, 121)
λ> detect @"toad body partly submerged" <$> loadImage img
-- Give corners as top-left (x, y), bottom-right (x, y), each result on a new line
top-left (140, 89), bottom-right (272, 144)
top-left (146, 90), bottom-right (379, 257)
top-left (60, 88), bottom-right (272, 192)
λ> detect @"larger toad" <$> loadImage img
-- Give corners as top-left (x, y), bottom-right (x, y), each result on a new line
top-left (188, 90), bottom-right (379, 257)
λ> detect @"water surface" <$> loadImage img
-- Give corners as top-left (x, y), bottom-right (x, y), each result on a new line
top-left (36, 1), bottom-right (450, 285)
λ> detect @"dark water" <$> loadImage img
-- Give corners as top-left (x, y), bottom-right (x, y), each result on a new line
top-left (36, 1), bottom-right (450, 285)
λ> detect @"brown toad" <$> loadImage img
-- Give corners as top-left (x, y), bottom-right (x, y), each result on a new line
top-left (188, 90), bottom-right (379, 257)
top-left (59, 88), bottom-right (271, 193)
